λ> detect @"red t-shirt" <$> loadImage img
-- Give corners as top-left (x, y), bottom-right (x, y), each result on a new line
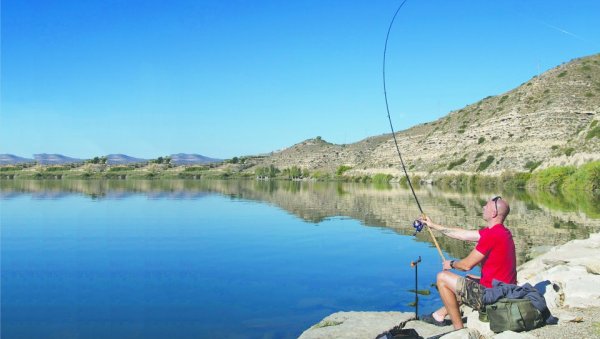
top-left (475, 224), bottom-right (517, 288)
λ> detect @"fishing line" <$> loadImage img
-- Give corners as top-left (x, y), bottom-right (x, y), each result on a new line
top-left (382, 0), bottom-right (422, 214)
top-left (382, 0), bottom-right (446, 262)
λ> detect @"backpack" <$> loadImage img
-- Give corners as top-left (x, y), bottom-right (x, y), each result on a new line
top-left (486, 298), bottom-right (545, 333)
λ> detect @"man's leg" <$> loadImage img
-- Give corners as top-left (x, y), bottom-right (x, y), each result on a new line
top-left (434, 276), bottom-right (480, 318)
top-left (437, 271), bottom-right (463, 329)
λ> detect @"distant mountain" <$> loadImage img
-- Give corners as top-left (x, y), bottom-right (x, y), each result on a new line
top-left (0, 154), bottom-right (36, 165)
top-left (170, 153), bottom-right (222, 165)
top-left (34, 154), bottom-right (84, 165)
top-left (106, 154), bottom-right (148, 165)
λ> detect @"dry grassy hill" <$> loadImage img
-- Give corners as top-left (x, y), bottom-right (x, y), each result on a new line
top-left (237, 54), bottom-right (600, 177)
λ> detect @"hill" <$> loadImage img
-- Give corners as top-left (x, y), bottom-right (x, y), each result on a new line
top-left (170, 153), bottom-right (222, 165)
top-left (239, 54), bottom-right (600, 177)
top-left (0, 154), bottom-right (36, 165)
top-left (33, 154), bottom-right (84, 165)
top-left (106, 154), bottom-right (148, 165)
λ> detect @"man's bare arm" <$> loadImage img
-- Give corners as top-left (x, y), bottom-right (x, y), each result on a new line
top-left (420, 216), bottom-right (480, 242)
top-left (451, 248), bottom-right (485, 271)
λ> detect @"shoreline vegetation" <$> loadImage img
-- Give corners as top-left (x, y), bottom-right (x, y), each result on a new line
top-left (1, 161), bottom-right (598, 196)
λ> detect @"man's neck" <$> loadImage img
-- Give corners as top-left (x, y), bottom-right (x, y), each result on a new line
top-left (486, 219), bottom-right (504, 228)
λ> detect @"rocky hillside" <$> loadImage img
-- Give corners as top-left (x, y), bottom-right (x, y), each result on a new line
top-left (240, 54), bottom-right (600, 177)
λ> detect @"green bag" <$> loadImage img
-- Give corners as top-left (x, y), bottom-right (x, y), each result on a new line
top-left (486, 298), bottom-right (544, 333)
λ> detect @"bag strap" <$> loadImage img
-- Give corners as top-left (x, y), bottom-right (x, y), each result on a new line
top-left (513, 301), bottom-right (526, 328)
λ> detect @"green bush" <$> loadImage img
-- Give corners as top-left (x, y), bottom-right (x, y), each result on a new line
top-left (500, 172), bottom-right (532, 189)
top-left (46, 166), bottom-right (70, 172)
top-left (372, 173), bottom-right (392, 184)
top-left (524, 160), bottom-right (542, 172)
top-left (0, 166), bottom-right (19, 172)
top-left (478, 137), bottom-right (485, 144)
top-left (311, 171), bottom-right (330, 181)
top-left (284, 166), bottom-right (302, 179)
top-left (586, 126), bottom-right (600, 140)
top-left (108, 166), bottom-right (130, 172)
top-left (447, 158), bottom-right (466, 170)
top-left (562, 161), bottom-right (600, 193)
top-left (336, 165), bottom-right (352, 176)
top-left (529, 166), bottom-right (576, 190)
top-left (255, 165), bottom-right (279, 178)
top-left (184, 166), bottom-right (208, 172)
top-left (477, 156), bottom-right (495, 172)
top-left (564, 147), bottom-right (575, 156)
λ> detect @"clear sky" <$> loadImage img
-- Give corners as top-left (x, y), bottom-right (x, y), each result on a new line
top-left (2, 0), bottom-right (599, 159)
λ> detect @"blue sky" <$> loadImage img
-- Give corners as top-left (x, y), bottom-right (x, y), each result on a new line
top-left (2, 0), bottom-right (599, 159)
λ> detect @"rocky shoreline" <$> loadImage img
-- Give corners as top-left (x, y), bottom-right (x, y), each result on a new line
top-left (299, 232), bottom-right (600, 339)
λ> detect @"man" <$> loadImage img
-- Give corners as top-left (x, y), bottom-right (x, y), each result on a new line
top-left (419, 196), bottom-right (516, 330)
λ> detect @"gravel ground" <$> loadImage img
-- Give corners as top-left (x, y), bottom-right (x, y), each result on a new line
top-left (528, 307), bottom-right (600, 339)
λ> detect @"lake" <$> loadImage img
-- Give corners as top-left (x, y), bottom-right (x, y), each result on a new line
top-left (1, 179), bottom-right (599, 338)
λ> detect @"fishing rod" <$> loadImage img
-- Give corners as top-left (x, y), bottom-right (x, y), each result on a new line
top-left (382, 0), bottom-right (446, 262)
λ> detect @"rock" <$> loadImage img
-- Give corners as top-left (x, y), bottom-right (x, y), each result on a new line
top-left (465, 311), bottom-right (494, 338)
top-left (544, 281), bottom-right (564, 311)
top-left (402, 319), bottom-right (454, 338)
top-left (492, 330), bottom-right (537, 338)
top-left (528, 245), bottom-right (553, 259)
top-left (552, 309), bottom-right (579, 323)
top-left (460, 305), bottom-right (475, 319)
top-left (561, 271), bottom-right (600, 307)
top-left (439, 328), bottom-right (480, 339)
top-left (541, 258), bottom-right (569, 267)
top-left (518, 232), bottom-right (600, 308)
top-left (573, 258), bottom-right (600, 275)
top-left (298, 311), bottom-right (414, 339)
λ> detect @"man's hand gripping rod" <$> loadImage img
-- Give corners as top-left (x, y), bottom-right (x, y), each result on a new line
top-left (413, 215), bottom-right (446, 262)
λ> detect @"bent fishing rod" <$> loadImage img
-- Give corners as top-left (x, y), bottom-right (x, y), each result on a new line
top-left (382, 0), bottom-right (446, 262)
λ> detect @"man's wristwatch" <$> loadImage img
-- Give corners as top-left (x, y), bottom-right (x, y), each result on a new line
top-left (450, 260), bottom-right (456, 269)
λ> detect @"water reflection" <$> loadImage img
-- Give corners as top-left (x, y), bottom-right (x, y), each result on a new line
top-left (2, 179), bottom-right (599, 264)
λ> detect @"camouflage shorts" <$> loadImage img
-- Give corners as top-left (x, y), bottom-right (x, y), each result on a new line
top-left (456, 276), bottom-right (485, 311)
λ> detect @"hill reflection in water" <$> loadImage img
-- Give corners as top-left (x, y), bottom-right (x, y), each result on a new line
top-left (2, 179), bottom-right (599, 264)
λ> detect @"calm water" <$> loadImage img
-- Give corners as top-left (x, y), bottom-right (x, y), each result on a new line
top-left (1, 180), bottom-right (599, 338)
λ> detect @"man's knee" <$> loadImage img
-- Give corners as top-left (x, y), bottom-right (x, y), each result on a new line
top-left (437, 271), bottom-right (460, 289)
top-left (437, 271), bottom-right (451, 283)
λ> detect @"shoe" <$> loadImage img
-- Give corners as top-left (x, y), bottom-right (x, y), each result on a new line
top-left (419, 313), bottom-right (449, 327)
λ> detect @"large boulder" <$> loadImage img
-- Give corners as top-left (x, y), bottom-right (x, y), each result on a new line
top-left (298, 311), bottom-right (414, 339)
top-left (518, 232), bottom-right (600, 309)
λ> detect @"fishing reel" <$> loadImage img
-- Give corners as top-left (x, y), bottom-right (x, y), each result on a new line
top-left (412, 219), bottom-right (424, 235)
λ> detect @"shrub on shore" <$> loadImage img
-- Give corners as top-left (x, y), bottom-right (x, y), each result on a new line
top-left (372, 173), bottom-right (393, 184)
top-left (561, 161), bottom-right (600, 193)
top-left (336, 165), bottom-right (352, 176)
top-left (500, 172), bottom-right (531, 190)
top-left (528, 166), bottom-right (576, 191)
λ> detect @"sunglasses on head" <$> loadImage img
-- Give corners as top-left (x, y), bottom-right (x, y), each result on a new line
top-left (492, 196), bottom-right (501, 214)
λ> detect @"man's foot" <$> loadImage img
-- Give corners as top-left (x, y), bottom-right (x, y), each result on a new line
top-left (419, 313), bottom-right (449, 326)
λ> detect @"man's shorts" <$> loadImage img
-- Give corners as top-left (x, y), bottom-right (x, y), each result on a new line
top-left (456, 276), bottom-right (485, 311)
